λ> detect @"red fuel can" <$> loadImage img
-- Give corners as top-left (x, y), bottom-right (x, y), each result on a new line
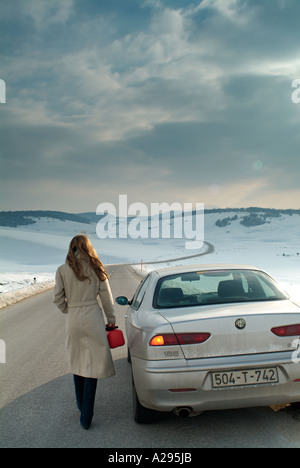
top-left (106, 329), bottom-right (125, 349)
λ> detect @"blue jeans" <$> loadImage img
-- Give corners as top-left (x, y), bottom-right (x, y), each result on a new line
top-left (73, 375), bottom-right (98, 429)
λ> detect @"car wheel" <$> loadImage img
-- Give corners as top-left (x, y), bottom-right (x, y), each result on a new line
top-left (291, 401), bottom-right (300, 410)
top-left (127, 347), bottom-right (131, 364)
top-left (132, 375), bottom-right (157, 424)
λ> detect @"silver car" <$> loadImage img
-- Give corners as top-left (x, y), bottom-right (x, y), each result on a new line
top-left (116, 264), bottom-right (300, 423)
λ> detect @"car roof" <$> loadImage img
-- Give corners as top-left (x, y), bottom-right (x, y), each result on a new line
top-left (153, 263), bottom-right (263, 278)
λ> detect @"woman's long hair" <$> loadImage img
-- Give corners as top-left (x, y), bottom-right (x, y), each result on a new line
top-left (66, 235), bottom-right (109, 282)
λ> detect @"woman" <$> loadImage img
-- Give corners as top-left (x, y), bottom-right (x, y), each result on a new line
top-left (53, 235), bottom-right (116, 430)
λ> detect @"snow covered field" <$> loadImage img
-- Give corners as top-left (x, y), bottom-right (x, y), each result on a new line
top-left (0, 210), bottom-right (299, 308)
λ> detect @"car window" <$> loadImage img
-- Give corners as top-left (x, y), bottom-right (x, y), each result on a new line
top-left (132, 275), bottom-right (151, 310)
top-left (153, 269), bottom-right (288, 309)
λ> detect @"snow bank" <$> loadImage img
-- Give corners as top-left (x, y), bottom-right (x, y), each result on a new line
top-left (0, 273), bottom-right (55, 309)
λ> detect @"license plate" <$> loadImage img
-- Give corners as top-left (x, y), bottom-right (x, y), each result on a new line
top-left (212, 367), bottom-right (279, 389)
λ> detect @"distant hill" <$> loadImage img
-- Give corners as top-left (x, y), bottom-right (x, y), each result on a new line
top-left (211, 207), bottom-right (300, 228)
top-left (0, 211), bottom-right (92, 228)
top-left (0, 207), bottom-right (299, 228)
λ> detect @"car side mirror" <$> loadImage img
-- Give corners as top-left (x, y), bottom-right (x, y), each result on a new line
top-left (116, 296), bottom-right (131, 306)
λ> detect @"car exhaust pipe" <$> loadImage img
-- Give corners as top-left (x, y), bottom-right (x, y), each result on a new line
top-left (173, 407), bottom-right (192, 418)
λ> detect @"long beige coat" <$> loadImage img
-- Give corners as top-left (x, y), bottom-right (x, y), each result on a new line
top-left (53, 259), bottom-right (116, 379)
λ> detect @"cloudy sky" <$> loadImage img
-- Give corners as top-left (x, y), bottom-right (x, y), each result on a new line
top-left (1, 0), bottom-right (300, 212)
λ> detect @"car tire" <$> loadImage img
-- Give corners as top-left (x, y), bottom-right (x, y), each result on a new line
top-left (132, 375), bottom-right (157, 424)
top-left (127, 347), bottom-right (131, 364)
top-left (291, 401), bottom-right (300, 410)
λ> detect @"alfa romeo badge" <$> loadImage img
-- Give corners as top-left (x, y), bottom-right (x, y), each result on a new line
top-left (235, 318), bottom-right (246, 330)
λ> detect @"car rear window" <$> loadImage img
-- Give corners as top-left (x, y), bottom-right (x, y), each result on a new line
top-left (153, 269), bottom-right (289, 309)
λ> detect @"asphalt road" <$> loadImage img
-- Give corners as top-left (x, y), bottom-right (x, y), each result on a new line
top-left (0, 263), bottom-right (300, 449)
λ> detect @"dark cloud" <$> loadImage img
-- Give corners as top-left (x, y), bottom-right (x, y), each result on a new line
top-left (1, 0), bottom-right (300, 210)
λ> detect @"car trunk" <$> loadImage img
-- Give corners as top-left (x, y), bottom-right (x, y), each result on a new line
top-left (158, 300), bottom-right (300, 359)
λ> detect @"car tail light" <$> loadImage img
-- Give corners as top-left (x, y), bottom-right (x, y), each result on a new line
top-left (271, 324), bottom-right (300, 337)
top-left (177, 333), bottom-right (211, 344)
top-left (149, 333), bottom-right (210, 346)
top-left (149, 335), bottom-right (179, 346)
